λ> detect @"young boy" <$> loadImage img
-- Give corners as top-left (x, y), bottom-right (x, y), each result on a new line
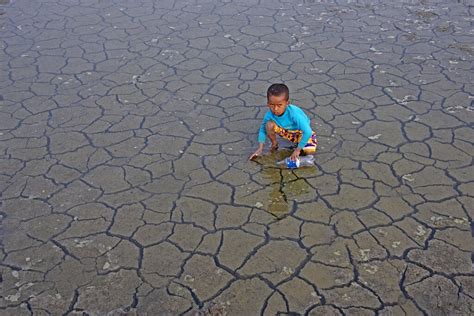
top-left (249, 83), bottom-right (318, 161)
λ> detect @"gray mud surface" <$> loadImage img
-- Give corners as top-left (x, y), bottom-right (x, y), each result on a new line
top-left (0, 0), bottom-right (473, 314)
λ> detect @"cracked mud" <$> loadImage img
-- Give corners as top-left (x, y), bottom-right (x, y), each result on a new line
top-left (0, 0), bottom-right (473, 315)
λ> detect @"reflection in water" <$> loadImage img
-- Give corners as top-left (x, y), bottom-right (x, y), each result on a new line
top-left (261, 166), bottom-right (289, 217)
top-left (258, 149), bottom-right (315, 218)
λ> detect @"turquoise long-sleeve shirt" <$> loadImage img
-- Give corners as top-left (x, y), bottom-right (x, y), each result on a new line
top-left (258, 104), bottom-right (313, 149)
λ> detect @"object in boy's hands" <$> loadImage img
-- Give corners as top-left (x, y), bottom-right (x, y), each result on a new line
top-left (277, 155), bottom-right (315, 169)
top-left (249, 83), bottom-right (318, 161)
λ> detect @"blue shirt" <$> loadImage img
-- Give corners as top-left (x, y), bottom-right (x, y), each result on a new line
top-left (258, 104), bottom-right (313, 149)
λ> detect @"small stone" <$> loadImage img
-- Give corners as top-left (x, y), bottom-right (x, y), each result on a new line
top-left (377, 229), bottom-right (387, 236)
top-left (282, 266), bottom-right (293, 275)
top-left (359, 249), bottom-right (371, 261)
top-left (364, 264), bottom-right (378, 274)
top-left (184, 274), bottom-right (195, 282)
top-left (415, 225), bottom-right (426, 236)
top-left (368, 134), bottom-right (381, 140)
top-left (5, 293), bottom-right (20, 302)
top-left (454, 218), bottom-right (466, 224)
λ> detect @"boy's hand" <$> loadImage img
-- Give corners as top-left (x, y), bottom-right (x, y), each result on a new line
top-left (290, 148), bottom-right (301, 161)
top-left (249, 144), bottom-right (264, 161)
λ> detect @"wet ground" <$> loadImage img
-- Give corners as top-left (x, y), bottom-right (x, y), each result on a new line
top-left (1, 0), bottom-right (473, 314)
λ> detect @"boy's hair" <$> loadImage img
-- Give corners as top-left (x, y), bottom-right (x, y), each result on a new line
top-left (267, 83), bottom-right (289, 101)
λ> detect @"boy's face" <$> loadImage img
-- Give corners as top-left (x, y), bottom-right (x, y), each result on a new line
top-left (267, 94), bottom-right (289, 116)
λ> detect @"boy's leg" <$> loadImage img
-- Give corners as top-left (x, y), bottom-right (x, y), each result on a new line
top-left (265, 120), bottom-right (279, 151)
top-left (274, 128), bottom-right (317, 155)
top-left (302, 132), bottom-right (318, 154)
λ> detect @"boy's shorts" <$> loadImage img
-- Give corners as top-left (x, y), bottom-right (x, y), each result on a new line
top-left (274, 124), bottom-right (318, 154)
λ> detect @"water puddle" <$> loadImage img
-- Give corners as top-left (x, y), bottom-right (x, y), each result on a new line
top-left (255, 149), bottom-right (316, 218)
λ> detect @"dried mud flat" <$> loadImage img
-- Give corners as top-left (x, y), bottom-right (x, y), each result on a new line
top-left (0, 0), bottom-right (473, 315)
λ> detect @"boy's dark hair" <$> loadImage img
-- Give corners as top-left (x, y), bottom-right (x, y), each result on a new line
top-left (267, 83), bottom-right (289, 101)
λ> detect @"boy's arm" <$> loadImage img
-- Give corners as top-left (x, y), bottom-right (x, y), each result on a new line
top-left (249, 143), bottom-right (264, 160)
top-left (294, 112), bottom-right (313, 149)
top-left (289, 119), bottom-right (312, 161)
top-left (257, 115), bottom-right (268, 144)
top-left (297, 124), bottom-right (313, 149)
top-left (250, 112), bottom-right (271, 160)
top-left (257, 112), bottom-right (271, 144)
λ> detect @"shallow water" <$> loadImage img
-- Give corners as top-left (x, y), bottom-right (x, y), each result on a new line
top-left (0, 0), bottom-right (473, 314)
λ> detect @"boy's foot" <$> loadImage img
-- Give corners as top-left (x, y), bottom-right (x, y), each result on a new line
top-left (270, 144), bottom-right (279, 153)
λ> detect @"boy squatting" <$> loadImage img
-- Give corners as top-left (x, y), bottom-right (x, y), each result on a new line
top-left (249, 83), bottom-right (318, 161)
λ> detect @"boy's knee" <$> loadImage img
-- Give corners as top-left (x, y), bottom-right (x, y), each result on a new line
top-left (265, 120), bottom-right (275, 132)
